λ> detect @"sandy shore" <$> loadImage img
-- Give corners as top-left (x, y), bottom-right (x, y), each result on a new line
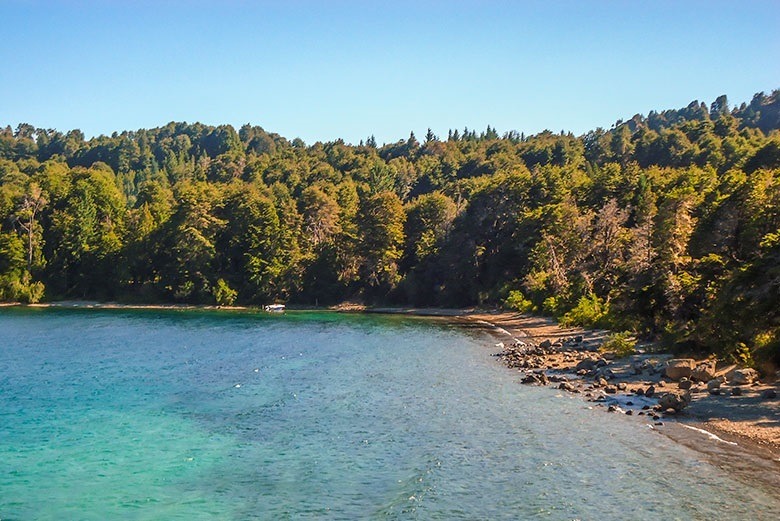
top-left (360, 306), bottom-right (780, 454)
top-left (19, 300), bottom-right (256, 311)
top-left (450, 311), bottom-right (780, 458)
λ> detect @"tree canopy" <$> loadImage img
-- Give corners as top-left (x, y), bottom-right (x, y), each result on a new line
top-left (1, 89), bottom-right (780, 365)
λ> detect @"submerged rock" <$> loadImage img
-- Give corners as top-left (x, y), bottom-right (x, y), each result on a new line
top-left (558, 382), bottom-right (578, 393)
top-left (521, 373), bottom-right (540, 385)
top-left (521, 372), bottom-right (549, 385)
top-left (761, 389), bottom-right (777, 400)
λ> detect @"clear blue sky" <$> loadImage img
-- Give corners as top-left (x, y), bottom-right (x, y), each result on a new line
top-left (2, 0), bottom-right (778, 145)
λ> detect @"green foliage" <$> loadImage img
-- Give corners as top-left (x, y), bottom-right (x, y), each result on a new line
top-left (403, 192), bottom-right (456, 264)
top-left (504, 290), bottom-right (534, 313)
top-left (559, 294), bottom-right (610, 328)
top-left (0, 231), bottom-right (44, 303)
top-left (25, 280), bottom-right (45, 303)
top-left (357, 191), bottom-right (405, 292)
top-left (212, 278), bottom-right (237, 306)
top-left (542, 296), bottom-right (563, 315)
top-left (1, 90), bottom-right (780, 367)
top-left (730, 342), bottom-right (755, 368)
top-left (599, 332), bottom-right (637, 358)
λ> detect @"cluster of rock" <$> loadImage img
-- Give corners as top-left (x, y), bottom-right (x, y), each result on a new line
top-left (495, 335), bottom-right (594, 370)
top-left (496, 338), bottom-right (777, 423)
top-left (661, 359), bottom-right (776, 400)
top-left (577, 356), bottom-right (692, 414)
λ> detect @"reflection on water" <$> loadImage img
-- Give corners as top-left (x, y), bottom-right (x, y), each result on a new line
top-left (0, 308), bottom-right (778, 520)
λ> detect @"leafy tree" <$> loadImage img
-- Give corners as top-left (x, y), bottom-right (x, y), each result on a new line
top-left (0, 89), bottom-right (779, 365)
top-left (43, 164), bottom-right (123, 296)
top-left (357, 191), bottom-right (405, 293)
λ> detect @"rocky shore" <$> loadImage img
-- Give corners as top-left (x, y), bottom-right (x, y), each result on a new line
top-left (464, 312), bottom-right (780, 457)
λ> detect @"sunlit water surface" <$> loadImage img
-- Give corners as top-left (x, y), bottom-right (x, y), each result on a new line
top-left (0, 308), bottom-right (777, 520)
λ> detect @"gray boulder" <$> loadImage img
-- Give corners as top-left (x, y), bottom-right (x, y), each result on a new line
top-left (593, 367), bottom-right (615, 380)
top-left (678, 378), bottom-right (693, 390)
top-left (521, 371), bottom-right (549, 385)
top-left (521, 373), bottom-right (541, 385)
top-left (728, 368), bottom-right (759, 386)
top-left (665, 359), bottom-right (695, 381)
top-left (690, 360), bottom-right (717, 382)
top-left (658, 390), bottom-right (692, 412)
top-left (558, 382), bottom-right (578, 393)
top-left (575, 357), bottom-right (597, 372)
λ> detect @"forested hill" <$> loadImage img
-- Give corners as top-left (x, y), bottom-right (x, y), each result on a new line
top-left (2, 90), bottom-right (779, 363)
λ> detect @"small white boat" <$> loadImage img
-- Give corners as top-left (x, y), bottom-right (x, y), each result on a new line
top-left (263, 304), bottom-right (286, 312)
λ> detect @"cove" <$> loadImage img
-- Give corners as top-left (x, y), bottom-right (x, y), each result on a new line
top-left (0, 307), bottom-right (777, 520)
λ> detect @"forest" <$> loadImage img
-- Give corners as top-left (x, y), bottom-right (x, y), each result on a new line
top-left (1, 91), bottom-right (779, 365)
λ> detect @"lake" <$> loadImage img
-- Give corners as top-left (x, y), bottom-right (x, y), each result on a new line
top-left (0, 307), bottom-right (777, 519)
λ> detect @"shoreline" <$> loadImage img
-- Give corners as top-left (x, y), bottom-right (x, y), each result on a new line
top-left (3, 301), bottom-right (779, 473)
top-left (456, 311), bottom-right (779, 445)
top-left (447, 309), bottom-right (780, 493)
top-left (360, 307), bottom-right (780, 482)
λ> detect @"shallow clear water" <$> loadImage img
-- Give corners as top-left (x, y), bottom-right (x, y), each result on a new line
top-left (0, 308), bottom-right (777, 520)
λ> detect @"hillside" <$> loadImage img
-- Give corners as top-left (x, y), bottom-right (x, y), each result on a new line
top-left (1, 89), bottom-right (779, 365)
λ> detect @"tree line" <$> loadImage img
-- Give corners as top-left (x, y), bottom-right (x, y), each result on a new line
top-left (1, 90), bottom-right (779, 365)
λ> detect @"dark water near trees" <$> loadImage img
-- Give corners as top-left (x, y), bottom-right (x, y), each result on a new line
top-left (0, 308), bottom-right (777, 519)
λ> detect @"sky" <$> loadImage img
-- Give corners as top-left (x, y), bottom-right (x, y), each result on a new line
top-left (1, 0), bottom-right (778, 145)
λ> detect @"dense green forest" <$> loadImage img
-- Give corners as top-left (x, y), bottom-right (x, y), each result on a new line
top-left (2, 91), bottom-right (779, 364)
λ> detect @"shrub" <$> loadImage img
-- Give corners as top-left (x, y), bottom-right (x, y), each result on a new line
top-left (729, 342), bottom-right (754, 368)
top-left (0, 276), bottom-right (44, 304)
top-left (212, 278), bottom-right (237, 306)
top-left (23, 281), bottom-right (45, 304)
top-left (559, 294), bottom-right (609, 328)
top-left (543, 296), bottom-right (563, 315)
top-left (599, 331), bottom-right (636, 358)
top-left (504, 290), bottom-right (534, 313)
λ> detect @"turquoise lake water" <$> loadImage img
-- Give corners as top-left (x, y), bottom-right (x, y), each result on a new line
top-left (0, 308), bottom-right (777, 520)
